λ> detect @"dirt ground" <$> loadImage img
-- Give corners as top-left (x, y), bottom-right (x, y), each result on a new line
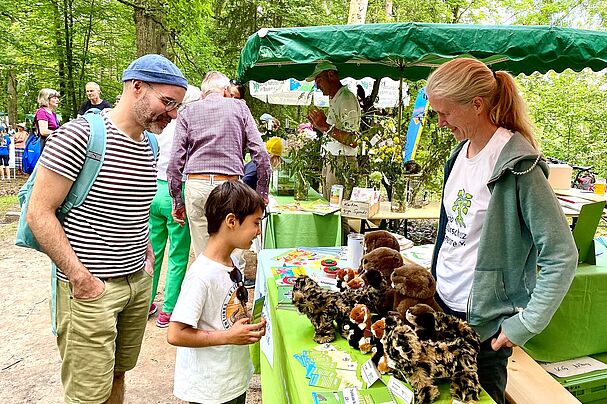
top-left (0, 207), bottom-right (262, 403)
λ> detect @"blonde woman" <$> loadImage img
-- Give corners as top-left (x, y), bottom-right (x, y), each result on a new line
top-left (426, 58), bottom-right (577, 403)
top-left (35, 88), bottom-right (60, 151)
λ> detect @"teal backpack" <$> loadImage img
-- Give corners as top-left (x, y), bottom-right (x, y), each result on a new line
top-left (15, 108), bottom-right (158, 335)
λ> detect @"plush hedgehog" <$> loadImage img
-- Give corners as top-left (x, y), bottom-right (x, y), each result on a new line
top-left (381, 314), bottom-right (481, 404)
top-left (291, 271), bottom-right (389, 343)
top-left (391, 259), bottom-right (441, 320)
top-left (364, 230), bottom-right (400, 253)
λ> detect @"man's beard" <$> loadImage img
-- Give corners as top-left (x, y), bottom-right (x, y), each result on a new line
top-left (132, 94), bottom-right (171, 134)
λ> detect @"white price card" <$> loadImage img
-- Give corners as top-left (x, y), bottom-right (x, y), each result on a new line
top-left (540, 356), bottom-right (607, 378)
top-left (361, 359), bottom-right (381, 387)
top-left (387, 376), bottom-right (414, 404)
top-left (342, 387), bottom-right (361, 404)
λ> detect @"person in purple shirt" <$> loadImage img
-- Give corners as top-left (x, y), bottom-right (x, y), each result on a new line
top-left (167, 71), bottom-right (271, 259)
top-left (34, 88), bottom-right (60, 151)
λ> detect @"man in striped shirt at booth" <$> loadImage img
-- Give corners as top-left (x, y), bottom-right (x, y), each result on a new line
top-left (26, 54), bottom-right (188, 404)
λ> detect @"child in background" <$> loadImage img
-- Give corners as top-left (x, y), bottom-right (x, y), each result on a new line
top-left (0, 129), bottom-right (11, 181)
top-left (168, 180), bottom-right (267, 404)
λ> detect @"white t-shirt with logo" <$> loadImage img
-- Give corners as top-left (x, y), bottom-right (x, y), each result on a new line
top-left (323, 86), bottom-right (361, 156)
top-left (436, 128), bottom-right (512, 312)
top-left (171, 254), bottom-right (252, 403)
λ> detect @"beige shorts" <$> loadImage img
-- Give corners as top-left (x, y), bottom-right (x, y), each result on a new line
top-left (56, 269), bottom-right (152, 403)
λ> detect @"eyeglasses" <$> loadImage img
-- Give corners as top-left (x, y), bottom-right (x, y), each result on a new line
top-left (49, 94), bottom-right (60, 100)
top-left (144, 82), bottom-right (182, 112)
top-left (229, 267), bottom-right (248, 308)
top-left (230, 79), bottom-right (241, 86)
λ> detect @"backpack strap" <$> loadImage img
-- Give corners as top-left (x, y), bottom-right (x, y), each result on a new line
top-left (59, 110), bottom-right (106, 215)
top-left (144, 130), bottom-right (159, 161)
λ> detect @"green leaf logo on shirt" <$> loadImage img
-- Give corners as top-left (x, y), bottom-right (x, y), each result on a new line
top-left (452, 189), bottom-right (472, 228)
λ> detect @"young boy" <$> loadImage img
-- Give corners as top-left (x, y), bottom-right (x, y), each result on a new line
top-left (168, 180), bottom-right (267, 404)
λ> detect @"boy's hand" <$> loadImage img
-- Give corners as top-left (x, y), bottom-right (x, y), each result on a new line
top-left (227, 318), bottom-right (267, 345)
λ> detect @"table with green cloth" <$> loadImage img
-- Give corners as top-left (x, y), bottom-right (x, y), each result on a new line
top-left (253, 247), bottom-right (495, 404)
top-left (524, 238), bottom-right (607, 362)
top-left (264, 189), bottom-right (342, 249)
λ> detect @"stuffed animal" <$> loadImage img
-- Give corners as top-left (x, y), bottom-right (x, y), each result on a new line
top-left (336, 268), bottom-right (359, 291)
top-left (407, 303), bottom-right (481, 346)
top-left (361, 247), bottom-right (403, 280)
top-left (360, 246), bottom-right (404, 314)
top-left (381, 314), bottom-right (481, 404)
top-left (391, 259), bottom-right (441, 320)
top-left (364, 230), bottom-right (400, 253)
top-left (291, 271), bottom-right (389, 343)
top-left (348, 304), bottom-right (374, 353)
top-left (370, 318), bottom-right (392, 373)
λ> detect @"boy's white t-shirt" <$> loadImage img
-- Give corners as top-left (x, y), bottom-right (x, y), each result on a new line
top-left (171, 254), bottom-right (252, 403)
top-left (436, 128), bottom-right (512, 312)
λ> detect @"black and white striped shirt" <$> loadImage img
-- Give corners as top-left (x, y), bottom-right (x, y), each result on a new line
top-left (40, 114), bottom-right (157, 280)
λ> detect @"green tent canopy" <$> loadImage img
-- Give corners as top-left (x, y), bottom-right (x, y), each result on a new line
top-left (237, 22), bottom-right (607, 83)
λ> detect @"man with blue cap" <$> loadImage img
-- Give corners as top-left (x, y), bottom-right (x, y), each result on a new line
top-left (27, 54), bottom-right (187, 404)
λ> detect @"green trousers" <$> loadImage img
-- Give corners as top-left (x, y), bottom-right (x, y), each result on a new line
top-left (149, 180), bottom-right (191, 313)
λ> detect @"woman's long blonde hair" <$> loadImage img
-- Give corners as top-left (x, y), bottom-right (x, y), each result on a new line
top-left (426, 58), bottom-right (538, 150)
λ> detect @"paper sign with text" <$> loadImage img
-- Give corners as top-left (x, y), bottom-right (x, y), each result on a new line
top-left (361, 359), bottom-right (381, 387)
top-left (540, 356), bottom-right (607, 378)
top-left (387, 376), bottom-right (414, 404)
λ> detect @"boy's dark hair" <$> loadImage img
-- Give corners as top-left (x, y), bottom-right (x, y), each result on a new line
top-left (205, 180), bottom-right (265, 235)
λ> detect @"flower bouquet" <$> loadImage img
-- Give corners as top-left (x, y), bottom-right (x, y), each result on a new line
top-left (283, 123), bottom-right (324, 200)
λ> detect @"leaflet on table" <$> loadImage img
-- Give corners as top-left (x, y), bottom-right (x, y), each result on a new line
top-left (311, 388), bottom-right (378, 404)
top-left (272, 247), bottom-right (345, 267)
top-left (272, 265), bottom-right (306, 286)
top-left (259, 301), bottom-right (274, 368)
top-left (400, 244), bottom-right (435, 269)
top-left (294, 344), bottom-right (364, 392)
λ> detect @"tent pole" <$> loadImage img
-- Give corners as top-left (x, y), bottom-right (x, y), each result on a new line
top-left (397, 77), bottom-right (403, 139)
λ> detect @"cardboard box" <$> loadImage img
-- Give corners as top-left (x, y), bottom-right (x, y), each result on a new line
top-left (548, 163), bottom-right (573, 190)
top-left (340, 199), bottom-right (381, 219)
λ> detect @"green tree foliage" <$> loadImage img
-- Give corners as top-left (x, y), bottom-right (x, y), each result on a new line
top-left (519, 70), bottom-right (607, 176)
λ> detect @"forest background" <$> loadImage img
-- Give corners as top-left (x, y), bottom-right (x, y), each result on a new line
top-left (1, 0), bottom-right (607, 185)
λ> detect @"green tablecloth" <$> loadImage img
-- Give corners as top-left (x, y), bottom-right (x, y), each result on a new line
top-left (254, 248), bottom-right (495, 404)
top-left (264, 189), bottom-right (342, 249)
top-left (524, 240), bottom-right (607, 362)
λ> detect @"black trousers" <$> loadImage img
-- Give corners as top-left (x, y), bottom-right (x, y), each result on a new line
top-left (435, 294), bottom-right (512, 404)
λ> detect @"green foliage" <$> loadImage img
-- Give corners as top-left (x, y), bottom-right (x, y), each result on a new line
top-left (519, 70), bottom-right (607, 177)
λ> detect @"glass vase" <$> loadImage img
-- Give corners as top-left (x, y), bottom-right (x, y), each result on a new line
top-left (391, 179), bottom-right (407, 212)
top-left (293, 172), bottom-right (309, 201)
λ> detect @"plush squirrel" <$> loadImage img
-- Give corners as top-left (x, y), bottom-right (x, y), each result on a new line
top-left (336, 268), bottom-right (359, 291)
top-left (370, 318), bottom-right (392, 373)
top-left (364, 230), bottom-right (400, 253)
top-left (391, 259), bottom-right (442, 320)
top-left (348, 304), bottom-right (374, 353)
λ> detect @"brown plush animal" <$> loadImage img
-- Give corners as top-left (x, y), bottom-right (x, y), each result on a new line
top-left (364, 230), bottom-right (400, 253)
top-left (361, 247), bottom-right (403, 280)
top-left (391, 259), bottom-right (441, 320)
top-left (360, 247), bottom-right (404, 314)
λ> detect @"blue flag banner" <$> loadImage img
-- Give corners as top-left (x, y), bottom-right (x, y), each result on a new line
top-left (403, 87), bottom-right (429, 162)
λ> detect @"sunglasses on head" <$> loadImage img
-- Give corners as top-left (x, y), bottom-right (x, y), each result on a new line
top-left (229, 267), bottom-right (248, 308)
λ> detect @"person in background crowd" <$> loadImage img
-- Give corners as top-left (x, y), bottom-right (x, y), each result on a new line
top-left (0, 129), bottom-right (10, 181)
top-left (229, 79), bottom-right (246, 99)
top-left (34, 88), bottom-right (60, 152)
top-left (27, 54), bottom-right (188, 404)
top-left (78, 81), bottom-right (113, 115)
top-left (14, 122), bottom-right (27, 175)
top-left (306, 62), bottom-right (361, 200)
top-left (167, 71), bottom-right (270, 259)
top-left (149, 85), bottom-right (200, 328)
top-left (426, 57), bottom-right (577, 404)
top-left (167, 180), bottom-right (267, 404)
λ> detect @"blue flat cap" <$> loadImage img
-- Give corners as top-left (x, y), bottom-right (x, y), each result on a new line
top-left (122, 54), bottom-right (188, 90)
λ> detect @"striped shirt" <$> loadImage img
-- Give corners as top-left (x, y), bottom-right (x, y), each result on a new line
top-left (39, 114), bottom-right (157, 281)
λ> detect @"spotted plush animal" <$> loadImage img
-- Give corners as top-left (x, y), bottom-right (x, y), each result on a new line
top-left (382, 313), bottom-right (481, 404)
top-left (406, 303), bottom-right (480, 345)
top-left (291, 271), bottom-right (388, 343)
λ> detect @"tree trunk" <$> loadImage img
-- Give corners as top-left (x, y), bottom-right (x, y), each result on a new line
top-left (133, 4), bottom-right (168, 56)
top-left (348, 0), bottom-right (368, 24)
top-left (7, 69), bottom-right (17, 127)
top-left (384, 0), bottom-right (393, 21)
